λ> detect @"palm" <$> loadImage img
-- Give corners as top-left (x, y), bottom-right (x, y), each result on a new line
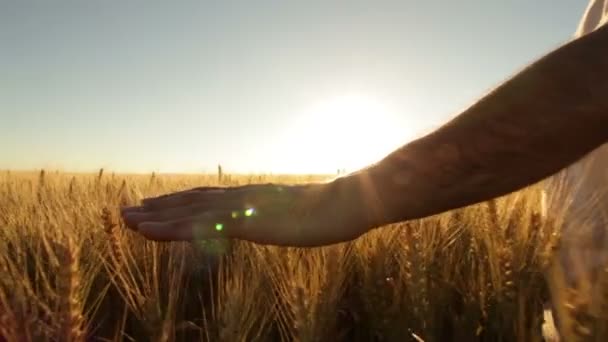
top-left (121, 181), bottom-right (369, 247)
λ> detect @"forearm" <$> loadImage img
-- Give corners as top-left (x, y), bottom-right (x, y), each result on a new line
top-left (349, 23), bottom-right (608, 227)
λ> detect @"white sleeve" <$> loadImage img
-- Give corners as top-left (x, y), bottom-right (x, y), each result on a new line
top-left (603, 0), bottom-right (608, 26)
top-left (575, 0), bottom-right (608, 37)
top-left (545, 0), bottom-right (608, 210)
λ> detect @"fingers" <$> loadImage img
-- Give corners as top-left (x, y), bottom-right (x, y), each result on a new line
top-left (139, 183), bottom-right (281, 210)
top-left (142, 188), bottom-right (227, 210)
top-left (119, 183), bottom-right (293, 243)
top-left (123, 184), bottom-right (282, 224)
top-left (122, 200), bottom-right (250, 230)
top-left (137, 211), bottom-right (243, 241)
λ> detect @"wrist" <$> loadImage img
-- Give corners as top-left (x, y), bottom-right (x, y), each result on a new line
top-left (328, 165), bottom-right (398, 231)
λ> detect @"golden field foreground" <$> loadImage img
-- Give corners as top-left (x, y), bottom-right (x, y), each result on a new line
top-left (1, 170), bottom-right (608, 342)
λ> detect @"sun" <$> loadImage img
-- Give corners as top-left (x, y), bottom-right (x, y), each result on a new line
top-left (275, 94), bottom-right (407, 174)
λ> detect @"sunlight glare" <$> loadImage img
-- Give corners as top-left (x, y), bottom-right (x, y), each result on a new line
top-left (276, 94), bottom-right (408, 174)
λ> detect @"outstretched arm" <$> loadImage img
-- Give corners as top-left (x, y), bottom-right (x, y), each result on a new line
top-left (348, 23), bottom-right (608, 228)
top-left (123, 24), bottom-right (608, 247)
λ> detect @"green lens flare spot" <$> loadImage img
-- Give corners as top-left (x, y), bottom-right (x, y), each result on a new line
top-left (231, 211), bottom-right (239, 219)
top-left (215, 223), bottom-right (224, 231)
top-left (244, 208), bottom-right (255, 217)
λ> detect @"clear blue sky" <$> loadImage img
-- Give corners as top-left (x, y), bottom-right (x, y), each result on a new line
top-left (0, 0), bottom-right (589, 174)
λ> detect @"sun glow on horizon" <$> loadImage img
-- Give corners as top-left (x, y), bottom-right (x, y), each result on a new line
top-left (273, 94), bottom-right (410, 174)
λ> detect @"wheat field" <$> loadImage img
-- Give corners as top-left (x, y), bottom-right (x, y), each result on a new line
top-left (0, 169), bottom-right (607, 341)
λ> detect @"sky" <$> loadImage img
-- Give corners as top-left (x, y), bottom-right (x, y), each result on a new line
top-left (0, 0), bottom-right (590, 174)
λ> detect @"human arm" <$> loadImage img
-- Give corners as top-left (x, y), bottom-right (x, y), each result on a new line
top-left (122, 24), bottom-right (608, 247)
top-left (346, 23), bottom-right (608, 228)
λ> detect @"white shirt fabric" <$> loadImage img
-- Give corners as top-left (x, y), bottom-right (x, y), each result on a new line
top-left (542, 2), bottom-right (608, 338)
top-left (547, 0), bottom-right (608, 283)
top-left (575, 0), bottom-right (608, 37)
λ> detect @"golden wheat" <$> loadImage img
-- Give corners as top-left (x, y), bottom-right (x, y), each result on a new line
top-left (0, 170), bottom-right (607, 341)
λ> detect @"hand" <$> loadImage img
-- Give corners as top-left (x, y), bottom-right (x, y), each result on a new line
top-left (120, 178), bottom-right (373, 247)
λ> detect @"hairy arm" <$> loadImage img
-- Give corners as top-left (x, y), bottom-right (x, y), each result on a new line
top-left (339, 23), bottom-right (608, 228)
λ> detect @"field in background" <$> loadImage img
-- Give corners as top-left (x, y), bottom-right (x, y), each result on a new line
top-left (0, 170), bottom-right (607, 341)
